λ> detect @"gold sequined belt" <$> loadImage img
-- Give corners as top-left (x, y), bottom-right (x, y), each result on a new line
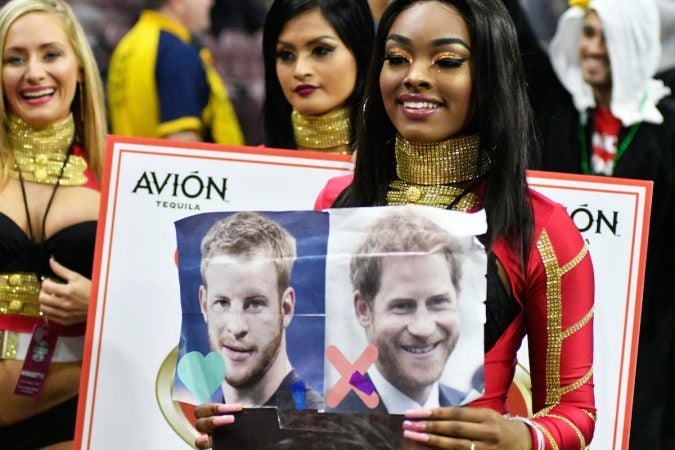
top-left (0, 272), bottom-right (84, 361)
top-left (0, 329), bottom-right (84, 361)
top-left (0, 272), bottom-right (43, 318)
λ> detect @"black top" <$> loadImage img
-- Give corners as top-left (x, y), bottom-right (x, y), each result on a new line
top-left (215, 369), bottom-right (324, 411)
top-left (0, 212), bottom-right (97, 279)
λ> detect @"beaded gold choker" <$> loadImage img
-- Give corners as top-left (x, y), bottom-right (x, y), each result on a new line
top-left (387, 134), bottom-right (489, 211)
top-left (9, 114), bottom-right (87, 186)
top-left (394, 134), bottom-right (488, 185)
top-left (291, 107), bottom-right (351, 153)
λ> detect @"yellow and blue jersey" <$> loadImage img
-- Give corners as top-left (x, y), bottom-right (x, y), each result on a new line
top-left (108, 10), bottom-right (243, 144)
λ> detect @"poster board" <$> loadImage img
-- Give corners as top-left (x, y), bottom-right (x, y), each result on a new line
top-left (74, 139), bottom-right (651, 450)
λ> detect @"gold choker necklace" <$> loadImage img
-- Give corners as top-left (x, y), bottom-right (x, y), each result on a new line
top-left (291, 107), bottom-right (351, 153)
top-left (9, 115), bottom-right (87, 186)
top-left (387, 134), bottom-right (489, 211)
top-left (394, 134), bottom-right (488, 184)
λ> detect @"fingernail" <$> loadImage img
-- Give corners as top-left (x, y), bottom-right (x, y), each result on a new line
top-left (405, 408), bottom-right (433, 419)
top-left (212, 414), bottom-right (235, 426)
top-left (403, 430), bottom-right (430, 443)
top-left (402, 420), bottom-right (426, 432)
top-left (219, 403), bottom-right (243, 413)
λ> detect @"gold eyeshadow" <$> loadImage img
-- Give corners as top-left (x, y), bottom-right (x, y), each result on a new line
top-left (385, 47), bottom-right (413, 61)
top-left (432, 51), bottom-right (464, 63)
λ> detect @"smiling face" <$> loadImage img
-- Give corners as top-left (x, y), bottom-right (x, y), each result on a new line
top-left (199, 252), bottom-right (294, 388)
top-left (355, 253), bottom-right (460, 397)
top-left (379, 1), bottom-right (473, 142)
top-left (579, 10), bottom-right (611, 92)
top-left (2, 11), bottom-right (80, 128)
top-left (275, 8), bottom-right (357, 116)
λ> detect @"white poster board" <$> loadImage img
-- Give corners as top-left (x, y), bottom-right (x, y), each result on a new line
top-left (74, 140), bottom-right (650, 450)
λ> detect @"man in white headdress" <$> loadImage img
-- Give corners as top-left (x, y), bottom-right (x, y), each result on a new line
top-left (504, 0), bottom-right (675, 447)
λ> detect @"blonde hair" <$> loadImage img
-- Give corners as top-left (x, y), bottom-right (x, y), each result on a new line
top-left (200, 212), bottom-right (297, 296)
top-left (0, 0), bottom-right (106, 186)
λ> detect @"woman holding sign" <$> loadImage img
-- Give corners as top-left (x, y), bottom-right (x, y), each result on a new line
top-left (262, 0), bottom-right (374, 156)
top-left (321, 0), bottom-right (596, 448)
top-left (196, 0), bottom-right (596, 449)
top-left (0, 0), bottom-right (105, 447)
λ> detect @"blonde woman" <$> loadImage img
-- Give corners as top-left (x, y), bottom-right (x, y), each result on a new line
top-left (0, 0), bottom-right (105, 447)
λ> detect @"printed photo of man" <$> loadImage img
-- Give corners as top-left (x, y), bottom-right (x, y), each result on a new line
top-left (198, 211), bottom-right (322, 409)
top-left (331, 209), bottom-right (482, 413)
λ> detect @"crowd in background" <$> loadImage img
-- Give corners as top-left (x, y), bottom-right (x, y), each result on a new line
top-left (1, 0), bottom-right (674, 449)
top-left (49, 0), bottom-right (675, 145)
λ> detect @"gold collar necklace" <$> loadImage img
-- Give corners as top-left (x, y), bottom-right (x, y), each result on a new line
top-left (387, 134), bottom-right (490, 211)
top-left (291, 107), bottom-right (352, 154)
top-left (9, 114), bottom-right (87, 186)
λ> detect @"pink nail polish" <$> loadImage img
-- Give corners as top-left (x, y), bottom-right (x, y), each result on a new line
top-left (402, 420), bottom-right (426, 432)
top-left (403, 430), bottom-right (430, 443)
top-left (405, 408), bottom-right (433, 419)
top-left (212, 414), bottom-right (235, 426)
top-left (220, 403), bottom-right (243, 413)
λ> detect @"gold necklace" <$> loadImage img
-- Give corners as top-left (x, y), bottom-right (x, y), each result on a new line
top-left (387, 134), bottom-right (489, 211)
top-left (291, 107), bottom-right (351, 153)
top-left (8, 114), bottom-right (87, 186)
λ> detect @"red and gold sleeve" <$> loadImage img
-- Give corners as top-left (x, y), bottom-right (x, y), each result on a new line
top-left (524, 204), bottom-right (596, 450)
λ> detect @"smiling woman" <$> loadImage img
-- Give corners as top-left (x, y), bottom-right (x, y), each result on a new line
top-left (2, 12), bottom-right (80, 128)
top-left (319, 0), bottom-right (596, 449)
top-left (0, 0), bottom-right (106, 448)
top-left (379, 2), bottom-right (473, 142)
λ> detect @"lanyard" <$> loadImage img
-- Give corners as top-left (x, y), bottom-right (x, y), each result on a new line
top-left (577, 121), bottom-right (641, 175)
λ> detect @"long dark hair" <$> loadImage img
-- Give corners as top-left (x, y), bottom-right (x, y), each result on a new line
top-left (336, 0), bottom-right (534, 259)
top-left (262, 0), bottom-right (374, 149)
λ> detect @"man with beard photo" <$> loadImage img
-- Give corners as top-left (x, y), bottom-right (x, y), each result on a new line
top-left (198, 211), bottom-right (322, 410)
top-left (333, 210), bottom-right (474, 414)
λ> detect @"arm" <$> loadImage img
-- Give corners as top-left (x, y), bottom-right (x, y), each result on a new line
top-left (155, 35), bottom-right (209, 140)
top-left (521, 205), bottom-right (596, 449)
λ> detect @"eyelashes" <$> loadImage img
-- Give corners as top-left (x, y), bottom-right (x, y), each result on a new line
top-left (275, 44), bottom-right (337, 63)
top-left (432, 51), bottom-right (468, 68)
top-left (383, 48), bottom-right (412, 65)
top-left (384, 49), bottom-right (469, 68)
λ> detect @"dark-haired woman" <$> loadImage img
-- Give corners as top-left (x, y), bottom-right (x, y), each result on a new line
top-left (318, 0), bottom-right (596, 449)
top-left (262, 0), bottom-right (374, 156)
top-left (196, 0), bottom-right (595, 448)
